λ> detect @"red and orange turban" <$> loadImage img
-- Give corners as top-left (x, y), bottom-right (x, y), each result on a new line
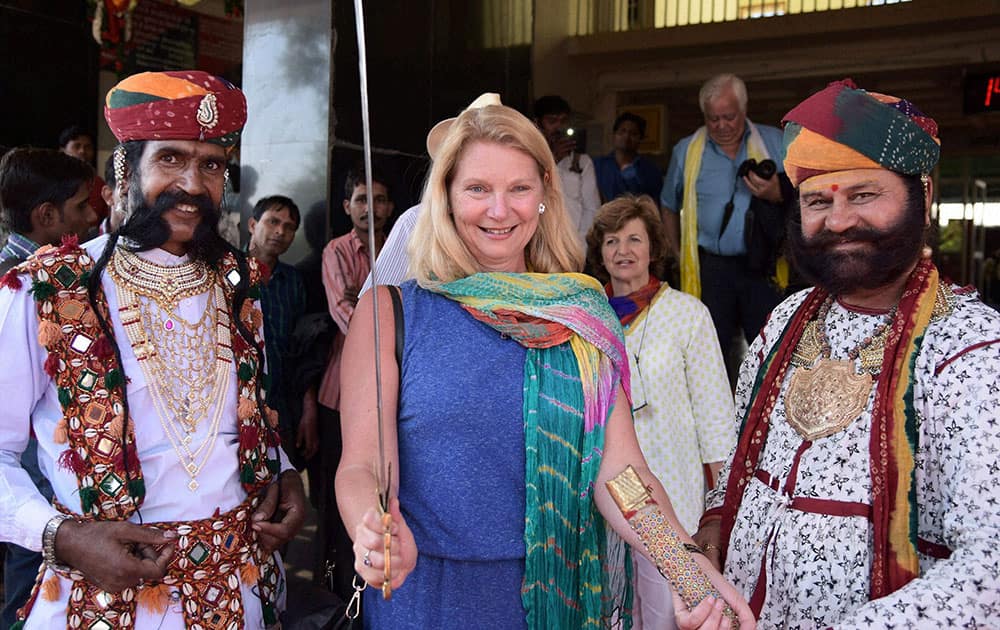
top-left (782, 79), bottom-right (940, 187)
top-left (104, 70), bottom-right (246, 148)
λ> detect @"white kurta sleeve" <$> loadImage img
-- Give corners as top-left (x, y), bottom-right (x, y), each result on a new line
top-left (0, 280), bottom-right (60, 551)
top-left (833, 339), bottom-right (1000, 628)
top-left (684, 301), bottom-right (736, 464)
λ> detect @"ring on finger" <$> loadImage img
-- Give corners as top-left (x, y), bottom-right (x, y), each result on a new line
top-left (363, 549), bottom-right (373, 567)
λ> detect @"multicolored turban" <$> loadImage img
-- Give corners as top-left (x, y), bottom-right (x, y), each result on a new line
top-left (104, 70), bottom-right (247, 148)
top-left (782, 79), bottom-right (940, 187)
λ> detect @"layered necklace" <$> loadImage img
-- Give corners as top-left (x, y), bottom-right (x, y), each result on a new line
top-left (784, 296), bottom-right (897, 441)
top-left (109, 247), bottom-right (234, 491)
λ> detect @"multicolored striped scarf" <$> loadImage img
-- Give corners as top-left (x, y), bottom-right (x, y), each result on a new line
top-left (606, 276), bottom-right (662, 327)
top-left (715, 258), bottom-right (940, 598)
top-left (431, 272), bottom-right (632, 628)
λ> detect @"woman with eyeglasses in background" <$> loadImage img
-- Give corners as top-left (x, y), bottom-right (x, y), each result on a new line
top-left (587, 194), bottom-right (736, 630)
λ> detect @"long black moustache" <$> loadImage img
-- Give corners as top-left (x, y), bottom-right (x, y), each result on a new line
top-left (116, 191), bottom-right (227, 265)
top-left (787, 207), bottom-right (926, 296)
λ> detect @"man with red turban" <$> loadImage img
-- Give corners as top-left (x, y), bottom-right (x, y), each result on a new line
top-left (685, 80), bottom-right (1000, 629)
top-left (0, 70), bottom-right (306, 629)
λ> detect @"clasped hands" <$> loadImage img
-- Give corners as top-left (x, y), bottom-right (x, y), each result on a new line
top-left (52, 470), bottom-right (306, 593)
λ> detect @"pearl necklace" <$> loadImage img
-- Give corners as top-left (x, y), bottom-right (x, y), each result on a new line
top-left (110, 247), bottom-right (234, 492)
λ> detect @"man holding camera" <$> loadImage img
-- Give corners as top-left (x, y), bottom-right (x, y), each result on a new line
top-left (533, 95), bottom-right (601, 244)
top-left (660, 73), bottom-right (792, 381)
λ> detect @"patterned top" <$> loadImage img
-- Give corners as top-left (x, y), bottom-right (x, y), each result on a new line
top-left (628, 285), bottom-right (735, 533)
top-left (706, 286), bottom-right (1000, 628)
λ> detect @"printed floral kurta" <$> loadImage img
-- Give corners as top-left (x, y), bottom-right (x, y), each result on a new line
top-left (706, 287), bottom-right (1000, 629)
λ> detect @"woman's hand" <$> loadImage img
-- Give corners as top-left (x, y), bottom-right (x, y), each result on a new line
top-left (673, 554), bottom-right (756, 630)
top-left (353, 497), bottom-right (418, 591)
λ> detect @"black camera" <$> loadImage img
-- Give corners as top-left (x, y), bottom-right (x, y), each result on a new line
top-left (737, 158), bottom-right (776, 180)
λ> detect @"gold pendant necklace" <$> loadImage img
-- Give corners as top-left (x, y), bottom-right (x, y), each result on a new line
top-left (110, 246), bottom-right (213, 313)
top-left (110, 248), bottom-right (233, 491)
top-left (784, 297), bottom-right (896, 441)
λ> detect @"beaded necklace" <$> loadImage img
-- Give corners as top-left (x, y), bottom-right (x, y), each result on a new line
top-left (111, 245), bottom-right (214, 316)
top-left (109, 247), bottom-right (233, 491)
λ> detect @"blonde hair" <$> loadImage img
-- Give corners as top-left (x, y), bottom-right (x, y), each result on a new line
top-left (408, 104), bottom-right (583, 285)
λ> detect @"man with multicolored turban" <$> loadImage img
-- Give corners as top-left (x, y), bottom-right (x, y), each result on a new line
top-left (684, 79), bottom-right (1000, 629)
top-left (0, 70), bottom-right (306, 629)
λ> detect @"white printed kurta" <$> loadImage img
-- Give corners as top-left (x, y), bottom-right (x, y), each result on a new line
top-left (0, 235), bottom-right (290, 629)
top-left (627, 285), bottom-right (736, 534)
top-left (706, 286), bottom-right (1000, 629)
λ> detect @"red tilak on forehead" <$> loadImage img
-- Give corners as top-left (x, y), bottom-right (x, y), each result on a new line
top-left (830, 184), bottom-right (839, 192)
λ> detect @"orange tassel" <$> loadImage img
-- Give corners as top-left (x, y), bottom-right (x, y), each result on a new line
top-left (81, 310), bottom-right (98, 328)
top-left (251, 309), bottom-right (263, 331)
top-left (53, 418), bottom-right (69, 444)
top-left (41, 574), bottom-right (61, 602)
top-left (37, 320), bottom-right (62, 347)
top-left (107, 414), bottom-right (124, 439)
top-left (136, 583), bottom-right (171, 615)
top-left (265, 408), bottom-right (279, 429)
top-left (240, 561), bottom-right (260, 585)
top-left (237, 397), bottom-right (255, 420)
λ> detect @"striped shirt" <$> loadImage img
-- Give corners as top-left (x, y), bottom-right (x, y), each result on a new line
top-left (359, 204), bottom-right (421, 295)
top-left (259, 260), bottom-right (307, 428)
top-left (318, 230), bottom-right (372, 409)
top-left (0, 233), bottom-right (40, 267)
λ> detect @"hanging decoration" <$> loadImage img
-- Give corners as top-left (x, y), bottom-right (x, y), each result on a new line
top-left (87, 0), bottom-right (139, 73)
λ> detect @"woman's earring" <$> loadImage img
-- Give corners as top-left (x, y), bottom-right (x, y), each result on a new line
top-left (538, 202), bottom-right (546, 215)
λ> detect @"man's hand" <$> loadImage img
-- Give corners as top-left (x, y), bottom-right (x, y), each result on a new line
top-left (693, 518), bottom-right (723, 571)
top-left (674, 552), bottom-right (756, 629)
top-left (54, 520), bottom-right (175, 593)
top-left (550, 135), bottom-right (576, 163)
top-left (296, 390), bottom-right (320, 460)
top-left (252, 469), bottom-right (307, 553)
top-left (743, 172), bottom-right (782, 204)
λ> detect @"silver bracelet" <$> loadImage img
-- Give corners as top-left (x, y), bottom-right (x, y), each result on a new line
top-left (41, 514), bottom-right (74, 573)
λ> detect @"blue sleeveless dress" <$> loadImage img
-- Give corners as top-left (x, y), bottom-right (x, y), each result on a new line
top-left (363, 282), bottom-right (529, 629)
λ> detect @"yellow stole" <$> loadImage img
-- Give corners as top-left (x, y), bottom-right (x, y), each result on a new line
top-left (679, 121), bottom-right (770, 298)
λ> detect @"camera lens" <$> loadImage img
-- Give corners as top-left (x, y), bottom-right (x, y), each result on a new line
top-left (755, 159), bottom-right (776, 179)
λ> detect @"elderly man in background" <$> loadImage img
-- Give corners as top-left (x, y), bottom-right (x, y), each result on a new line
top-left (661, 74), bottom-right (791, 382)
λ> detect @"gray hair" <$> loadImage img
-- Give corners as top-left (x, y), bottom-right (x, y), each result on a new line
top-left (699, 74), bottom-right (748, 114)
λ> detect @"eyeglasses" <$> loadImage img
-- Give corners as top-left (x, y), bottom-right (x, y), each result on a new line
top-left (631, 356), bottom-right (648, 413)
top-left (629, 316), bottom-right (650, 413)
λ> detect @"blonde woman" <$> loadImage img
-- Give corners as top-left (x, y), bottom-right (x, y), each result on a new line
top-left (337, 97), bottom-right (752, 630)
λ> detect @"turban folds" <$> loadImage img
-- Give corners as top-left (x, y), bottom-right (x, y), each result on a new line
top-left (104, 70), bottom-right (247, 148)
top-left (782, 79), bottom-right (940, 187)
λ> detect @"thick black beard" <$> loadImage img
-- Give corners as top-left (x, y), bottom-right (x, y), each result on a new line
top-left (116, 190), bottom-right (228, 265)
top-left (787, 186), bottom-right (927, 297)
